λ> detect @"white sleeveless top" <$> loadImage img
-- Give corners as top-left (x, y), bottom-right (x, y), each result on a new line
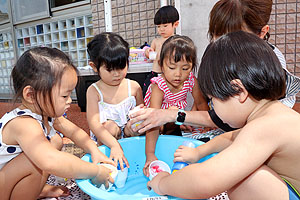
top-left (92, 79), bottom-right (137, 129)
top-left (0, 108), bottom-right (56, 169)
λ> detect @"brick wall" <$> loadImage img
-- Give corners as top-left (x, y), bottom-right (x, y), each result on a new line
top-left (269, 0), bottom-right (299, 76)
top-left (91, 0), bottom-right (161, 48)
top-left (269, 0), bottom-right (300, 100)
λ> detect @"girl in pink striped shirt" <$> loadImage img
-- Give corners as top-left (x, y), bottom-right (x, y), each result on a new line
top-left (143, 35), bottom-right (208, 177)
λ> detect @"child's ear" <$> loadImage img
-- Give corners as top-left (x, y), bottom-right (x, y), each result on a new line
top-left (258, 25), bottom-right (269, 40)
top-left (23, 86), bottom-right (35, 104)
top-left (230, 79), bottom-right (248, 103)
top-left (89, 61), bottom-right (98, 73)
top-left (173, 21), bottom-right (179, 28)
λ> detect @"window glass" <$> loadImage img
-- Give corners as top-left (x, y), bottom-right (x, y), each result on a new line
top-left (11, 0), bottom-right (50, 24)
top-left (50, 0), bottom-right (86, 8)
top-left (0, 0), bottom-right (9, 23)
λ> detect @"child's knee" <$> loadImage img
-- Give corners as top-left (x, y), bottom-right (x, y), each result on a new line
top-left (1, 153), bottom-right (46, 199)
top-left (103, 121), bottom-right (121, 138)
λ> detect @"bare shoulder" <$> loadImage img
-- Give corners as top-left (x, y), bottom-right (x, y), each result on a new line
top-left (4, 116), bottom-right (44, 143)
top-left (151, 38), bottom-right (164, 49)
top-left (151, 38), bottom-right (160, 44)
top-left (239, 103), bottom-right (300, 142)
top-left (7, 115), bottom-right (41, 133)
top-left (129, 79), bottom-right (141, 90)
top-left (86, 81), bottom-right (101, 99)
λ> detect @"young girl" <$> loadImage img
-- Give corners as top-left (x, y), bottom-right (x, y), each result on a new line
top-left (147, 31), bottom-right (300, 200)
top-left (143, 35), bottom-right (209, 177)
top-left (86, 32), bottom-right (144, 169)
top-left (0, 47), bottom-right (115, 200)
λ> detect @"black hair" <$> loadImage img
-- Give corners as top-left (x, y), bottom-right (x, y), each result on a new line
top-left (154, 5), bottom-right (179, 25)
top-left (159, 35), bottom-right (197, 71)
top-left (11, 47), bottom-right (77, 115)
top-left (87, 32), bottom-right (129, 72)
top-left (198, 31), bottom-right (285, 101)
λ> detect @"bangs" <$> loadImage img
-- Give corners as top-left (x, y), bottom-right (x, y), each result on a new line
top-left (101, 48), bottom-right (128, 71)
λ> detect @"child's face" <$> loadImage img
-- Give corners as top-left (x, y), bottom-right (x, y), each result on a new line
top-left (157, 23), bottom-right (176, 38)
top-left (162, 56), bottom-right (193, 89)
top-left (211, 96), bottom-right (246, 128)
top-left (51, 68), bottom-right (78, 117)
top-left (99, 65), bottom-right (128, 86)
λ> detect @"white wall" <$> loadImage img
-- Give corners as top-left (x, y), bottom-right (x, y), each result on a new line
top-left (178, 0), bottom-right (218, 70)
top-left (177, 0), bottom-right (217, 110)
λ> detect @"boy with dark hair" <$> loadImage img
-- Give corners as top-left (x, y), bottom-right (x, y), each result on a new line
top-left (146, 31), bottom-right (300, 200)
top-left (143, 5), bottom-right (179, 97)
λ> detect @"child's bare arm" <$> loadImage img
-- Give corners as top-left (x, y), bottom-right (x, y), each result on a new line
top-left (191, 78), bottom-right (209, 111)
top-left (86, 85), bottom-right (120, 147)
top-left (131, 80), bottom-right (144, 105)
top-left (10, 117), bottom-right (106, 181)
top-left (54, 116), bottom-right (114, 165)
top-left (174, 130), bottom-right (238, 164)
top-left (86, 85), bottom-right (127, 166)
top-left (149, 123), bottom-right (275, 198)
top-left (143, 84), bottom-right (164, 176)
top-left (145, 39), bottom-right (157, 58)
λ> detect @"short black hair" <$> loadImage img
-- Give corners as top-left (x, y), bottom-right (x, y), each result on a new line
top-left (154, 5), bottom-right (179, 25)
top-left (198, 31), bottom-right (286, 101)
top-left (87, 32), bottom-right (129, 72)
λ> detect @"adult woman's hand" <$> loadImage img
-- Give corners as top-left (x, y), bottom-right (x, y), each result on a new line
top-left (128, 108), bottom-right (177, 133)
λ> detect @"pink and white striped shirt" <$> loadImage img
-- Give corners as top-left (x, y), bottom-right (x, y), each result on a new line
top-left (144, 72), bottom-right (195, 109)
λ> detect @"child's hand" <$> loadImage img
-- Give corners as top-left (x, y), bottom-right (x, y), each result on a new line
top-left (147, 171), bottom-right (169, 195)
top-left (91, 165), bottom-right (114, 189)
top-left (145, 47), bottom-right (154, 58)
top-left (143, 154), bottom-right (158, 177)
top-left (110, 145), bottom-right (129, 170)
top-left (91, 151), bottom-right (115, 166)
top-left (173, 145), bottom-right (199, 164)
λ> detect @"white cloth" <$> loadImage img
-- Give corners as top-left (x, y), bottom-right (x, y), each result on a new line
top-left (90, 79), bottom-right (137, 140)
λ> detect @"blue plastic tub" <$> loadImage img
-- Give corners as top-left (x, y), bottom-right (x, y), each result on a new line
top-left (76, 135), bottom-right (217, 200)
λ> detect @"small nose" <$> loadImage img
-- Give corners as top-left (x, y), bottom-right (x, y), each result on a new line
top-left (174, 68), bottom-right (182, 77)
top-left (112, 70), bottom-right (120, 76)
top-left (67, 96), bottom-right (72, 104)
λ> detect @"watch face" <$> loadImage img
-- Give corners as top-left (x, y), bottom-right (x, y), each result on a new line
top-left (177, 111), bottom-right (186, 122)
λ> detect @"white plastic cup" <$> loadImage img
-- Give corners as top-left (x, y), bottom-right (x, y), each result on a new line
top-left (115, 163), bottom-right (128, 188)
top-left (149, 160), bottom-right (171, 180)
top-left (128, 106), bottom-right (144, 130)
top-left (149, 51), bottom-right (157, 60)
top-left (98, 164), bottom-right (118, 191)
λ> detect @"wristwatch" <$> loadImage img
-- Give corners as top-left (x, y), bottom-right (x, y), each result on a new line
top-left (175, 109), bottom-right (186, 125)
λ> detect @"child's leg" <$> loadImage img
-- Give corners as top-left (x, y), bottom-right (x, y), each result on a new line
top-left (103, 120), bottom-right (122, 139)
top-left (0, 133), bottom-right (68, 200)
top-left (1, 152), bottom-right (48, 200)
top-left (228, 165), bottom-right (289, 200)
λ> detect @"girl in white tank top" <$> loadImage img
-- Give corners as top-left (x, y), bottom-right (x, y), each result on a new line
top-left (86, 32), bottom-right (144, 168)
